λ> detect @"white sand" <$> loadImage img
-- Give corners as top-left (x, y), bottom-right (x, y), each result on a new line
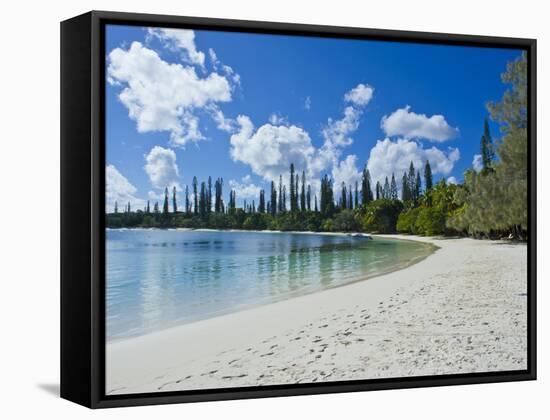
top-left (106, 235), bottom-right (527, 395)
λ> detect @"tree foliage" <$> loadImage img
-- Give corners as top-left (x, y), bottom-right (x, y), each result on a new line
top-left (363, 199), bottom-right (404, 233)
top-left (397, 180), bottom-right (459, 236)
top-left (448, 53), bottom-right (527, 239)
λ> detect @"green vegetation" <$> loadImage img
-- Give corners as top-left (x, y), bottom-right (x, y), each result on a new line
top-left (397, 179), bottom-right (459, 236)
top-left (447, 52), bottom-right (528, 240)
top-left (107, 54), bottom-right (528, 241)
top-left (364, 199), bottom-right (403, 233)
top-left (108, 160), bottom-right (428, 235)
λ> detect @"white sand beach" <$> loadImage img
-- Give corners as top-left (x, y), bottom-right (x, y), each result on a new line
top-left (106, 235), bottom-right (527, 395)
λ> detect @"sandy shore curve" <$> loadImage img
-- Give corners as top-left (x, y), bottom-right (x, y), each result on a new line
top-left (106, 235), bottom-right (527, 395)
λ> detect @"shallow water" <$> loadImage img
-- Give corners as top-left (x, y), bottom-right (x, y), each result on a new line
top-left (106, 229), bottom-right (435, 341)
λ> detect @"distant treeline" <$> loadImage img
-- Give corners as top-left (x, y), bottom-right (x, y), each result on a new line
top-left (107, 53), bottom-right (528, 240)
top-left (108, 158), bottom-right (438, 234)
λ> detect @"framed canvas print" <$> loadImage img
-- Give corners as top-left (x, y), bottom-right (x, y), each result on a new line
top-left (60, 10), bottom-right (536, 408)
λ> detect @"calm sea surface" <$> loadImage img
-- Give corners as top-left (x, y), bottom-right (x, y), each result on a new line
top-left (106, 229), bottom-right (435, 341)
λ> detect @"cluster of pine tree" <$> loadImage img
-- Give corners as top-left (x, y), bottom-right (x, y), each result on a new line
top-left (107, 159), bottom-right (433, 234)
top-left (448, 53), bottom-right (528, 240)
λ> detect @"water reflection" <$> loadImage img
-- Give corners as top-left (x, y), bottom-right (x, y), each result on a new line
top-left (106, 230), bottom-right (434, 341)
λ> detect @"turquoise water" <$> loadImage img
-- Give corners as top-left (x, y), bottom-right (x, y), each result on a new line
top-left (106, 229), bottom-right (435, 341)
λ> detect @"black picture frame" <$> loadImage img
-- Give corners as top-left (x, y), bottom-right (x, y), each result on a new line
top-left (60, 10), bottom-right (537, 409)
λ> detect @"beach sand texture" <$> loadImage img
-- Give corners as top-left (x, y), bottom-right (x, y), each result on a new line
top-left (106, 235), bottom-right (527, 395)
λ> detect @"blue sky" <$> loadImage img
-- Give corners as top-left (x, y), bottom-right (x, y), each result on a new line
top-left (105, 24), bottom-right (522, 211)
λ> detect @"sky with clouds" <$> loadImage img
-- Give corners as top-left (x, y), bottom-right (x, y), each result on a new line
top-left (105, 24), bottom-right (522, 211)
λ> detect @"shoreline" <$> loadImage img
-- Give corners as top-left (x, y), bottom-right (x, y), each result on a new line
top-left (107, 234), bottom-right (437, 344)
top-left (106, 235), bottom-right (527, 395)
top-left (106, 226), bottom-right (373, 237)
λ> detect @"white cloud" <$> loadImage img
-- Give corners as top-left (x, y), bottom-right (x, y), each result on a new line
top-left (229, 115), bottom-right (315, 183)
top-left (472, 154), bottom-right (483, 173)
top-left (319, 84), bottom-right (373, 165)
top-left (381, 106), bottom-right (458, 142)
top-left (144, 146), bottom-right (181, 190)
top-left (228, 83), bottom-right (374, 199)
top-left (366, 138), bottom-right (460, 188)
top-left (222, 64), bottom-right (241, 87)
top-left (304, 96), bottom-right (312, 111)
top-left (312, 104), bottom-right (364, 179)
top-left (268, 113), bottom-right (289, 126)
top-left (147, 28), bottom-right (205, 67)
top-left (209, 105), bottom-right (237, 133)
top-left (344, 83), bottom-right (374, 106)
top-left (332, 155), bottom-right (362, 192)
top-left (228, 176), bottom-right (262, 199)
top-left (447, 176), bottom-right (458, 184)
top-left (207, 47), bottom-right (241, 87)
top-left (322, 106), bottom-right (361, 149)
top-left (147, 190), bottom-right (163, 200)
top-left (106, 165), bottom-right (145, 211)
top-left (208, 48), bottom-right (218, 66)
top-left (107, 41), bottom-right (232, 146)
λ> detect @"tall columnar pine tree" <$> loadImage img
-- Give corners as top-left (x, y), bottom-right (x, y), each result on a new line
top-left (341, 182), bottom-right (347, 209)
top-left (408, 161), bottom-right (417, 201)
top-left (172, 186), bottom-right (177, 213)
top-left (300, 170), bottom-right (306, 211)
top-left (199, 182), bottom-right (207, 217)
top-left (328, 178), bottom-right (334, 214)
top-left (320, 175), bottom-right (334, 216)
top-left (348, 190), bottom-right (353, 210)
top-left (306, 184), bottom-right (311, 211)
top-left (390, 174), bottom-right (398, 200)
top-left (185, 185), bottom-right (190, 213)
top-left (192, 176), bottom-right (198, 214)
top-left (114, 201), bottom-right (118, 214)
top-left (146, 200), bottom-right (150, 214)
top-left (258, 190), bottom-right (265, 213)
top-left (278, 175), bottom-right (284, 213)
top-left (228, 190), bottom-right (236, 213)
top-left (424, 160), bottom-right (433, 191)
top-left (270, 181), bottom-right (277, 216)
top-left (354, 181), bottom-right (359, 208)
top-left (282, 185), bottom-right (287, 210)
top-left (295, 175), bottom-right (299, 212)
top-left (163, 187), bottom-right (169, 214)
top-left (383, 176), bottom-right (390, 199)
top-left (480, 117), bottom-right (495, 173)
top-left (214, 178), bottom-right (223, 213)
top-left (314, 195), bottom-right (318, 212)
top-left (361, 166), bottom-right (373, 205)
top-left (220, 178), bottom-right (224, 212)
top-left (375, 181), bottom-right (381, 200)
top-left (207, 176), bottom-right (212, 213)
top-left (289, 163), bottom-right (296, 211)
top-left (415, 170), bottom-right (422, 199)
top-left (154, 201), bottom-right (159, 214)
top-left (401, 172), bottom-right (410, 201)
